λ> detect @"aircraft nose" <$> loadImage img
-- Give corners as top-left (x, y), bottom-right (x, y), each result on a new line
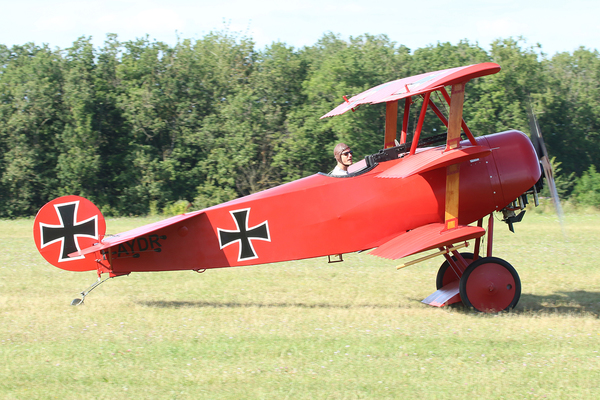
top-left (485, 130), bottom-right (542, 206)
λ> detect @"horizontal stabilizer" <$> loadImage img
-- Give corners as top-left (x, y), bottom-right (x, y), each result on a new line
top-left (422, 281), bottom-right (460, 307)
top-left (376, 145), bottom-right (491, 179)
top-left (370, 223), bottom-right (485, 260)
top-left (69, 210), bottom-right (204, 258)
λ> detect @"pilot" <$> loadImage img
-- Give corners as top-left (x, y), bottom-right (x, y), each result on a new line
top-left (331, 143), bottom-right (353, 176)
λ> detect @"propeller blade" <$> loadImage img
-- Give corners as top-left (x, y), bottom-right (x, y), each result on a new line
top-left (528, 111), bottom-right (544, 159)
top-left (527, 104), bottom-right (567, 237)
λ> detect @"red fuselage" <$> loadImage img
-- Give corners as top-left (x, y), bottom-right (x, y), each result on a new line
top-left (104, 130), bottom-right (540, 274)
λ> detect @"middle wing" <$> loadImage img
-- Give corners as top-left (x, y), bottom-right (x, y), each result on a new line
top-left (375, 145), bottom-right (491, 179)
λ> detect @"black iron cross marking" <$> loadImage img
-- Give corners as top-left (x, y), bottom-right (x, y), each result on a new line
top-left (40, 201), bottom-right (98, 262)
top-left (218, 208), bottom-right (270, 261)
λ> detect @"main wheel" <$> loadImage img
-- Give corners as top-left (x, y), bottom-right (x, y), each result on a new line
top-left (459, 257), bottom-right (521, 312)
top-left (436, 252), bottom-right (475, 289)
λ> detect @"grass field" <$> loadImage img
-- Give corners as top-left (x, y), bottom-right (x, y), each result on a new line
top-left (2, 211), bottom-right (600, 399)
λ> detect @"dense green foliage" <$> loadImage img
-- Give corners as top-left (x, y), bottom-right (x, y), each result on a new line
top-left (1, 32), bottom-right (598, 217)
top-left (572, 165), bottom-right (600, 208)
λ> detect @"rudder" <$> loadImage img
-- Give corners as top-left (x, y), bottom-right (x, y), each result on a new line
top-left (33, 195), bottom-right (106, 272)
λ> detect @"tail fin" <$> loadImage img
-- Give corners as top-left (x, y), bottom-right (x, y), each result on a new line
top-left (33, 195), bottom-right (106, 272)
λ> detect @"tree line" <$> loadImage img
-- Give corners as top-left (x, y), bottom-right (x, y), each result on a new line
top-left (1, 31), bottom-right (599, 218)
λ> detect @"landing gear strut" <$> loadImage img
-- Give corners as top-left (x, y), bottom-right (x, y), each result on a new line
top-left (424, 213), bottom-right (521, 312)
top-left (435, 252), bottom-right (475, 306)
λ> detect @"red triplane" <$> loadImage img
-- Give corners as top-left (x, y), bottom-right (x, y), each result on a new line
top-left (34, 62), bottom-right (554, 312)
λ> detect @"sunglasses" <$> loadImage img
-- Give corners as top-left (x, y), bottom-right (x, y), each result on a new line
top-left (341, 150), bottom-right (353, 156)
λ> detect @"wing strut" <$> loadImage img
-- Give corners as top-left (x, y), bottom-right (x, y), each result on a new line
top-left (400, 97), bottom-right (412, 144)
top-left (384, 101), bottom-right (398, 149)
top-left (409, 92), bottom-right (431, 156)
top-left (444, 82), bottom-right (466, 230)
top-left (441, 86), bottom-right (477, 146)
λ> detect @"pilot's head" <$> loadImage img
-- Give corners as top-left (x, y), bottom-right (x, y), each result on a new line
top-left (334, 143), bottom-right (353, 166)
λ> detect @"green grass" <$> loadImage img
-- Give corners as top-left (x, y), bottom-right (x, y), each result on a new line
top-left (2, 212), bottom-right (600, 399)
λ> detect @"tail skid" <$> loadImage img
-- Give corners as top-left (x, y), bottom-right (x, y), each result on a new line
top-left (71, 275), bottom-right (112, 306)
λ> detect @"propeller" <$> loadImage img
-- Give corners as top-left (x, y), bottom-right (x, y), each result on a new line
top-left (527, 104), bottom-right (567, 236)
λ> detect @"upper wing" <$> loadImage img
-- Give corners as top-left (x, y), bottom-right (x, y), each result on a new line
top-left (320, 63), bottom-right (500, 119)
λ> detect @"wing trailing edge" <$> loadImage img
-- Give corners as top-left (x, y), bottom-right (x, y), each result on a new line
top-left (370, 223), bottom-right (485, 260)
